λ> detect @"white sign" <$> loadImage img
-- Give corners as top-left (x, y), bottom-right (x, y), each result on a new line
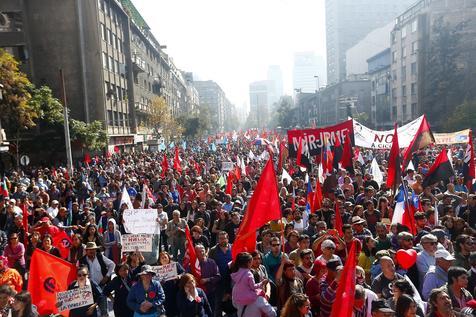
top-left (151, 263), bottom-right (178, 281)
top-left (221, 162), bottom-right (234, 171)
top-left (123, 209), bottom-right (160, 234)
top-left (353, 116), bottom-right (423, 149)
top-left (20, 155), bottom-right (30, 166)
top-left (56, 284), bottom-right (94, 312)
top-left (434, 129), bottom-right (470, 145)
top-left (122, 234), bottom-right (153, 252)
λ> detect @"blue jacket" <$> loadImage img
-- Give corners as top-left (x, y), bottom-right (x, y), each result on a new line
top-left (127, 279), bottom-right (165, 315)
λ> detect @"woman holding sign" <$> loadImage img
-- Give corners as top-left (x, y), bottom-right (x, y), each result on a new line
top-left (66, 265), bottom-right (108, 317)
top-left (157, 251), bottom-right (184, 316)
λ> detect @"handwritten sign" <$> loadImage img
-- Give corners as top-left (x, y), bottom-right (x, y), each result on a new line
top-left (56, 284), bottom-right (94, 312)
top-left (221, 162), bottom-right (234, 171)
top-left (123, 209), bottom-right (160, 234)
top-left (151, 262), bottom-right (178, 281)
top-left (122, 234), bottom-right (153, 252)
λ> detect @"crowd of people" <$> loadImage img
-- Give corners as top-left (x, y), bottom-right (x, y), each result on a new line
top-left (0, 135), bottom-right (473, 317)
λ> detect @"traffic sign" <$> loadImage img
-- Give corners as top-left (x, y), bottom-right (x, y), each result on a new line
top-left (20, 155), bottom-right (30, 166)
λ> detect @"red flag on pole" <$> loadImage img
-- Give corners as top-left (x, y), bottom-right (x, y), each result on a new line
top-left (183, 226), bottom-right (201, 279)
top-left (225, 172), bottom-right (234, 195)
top-left (386, 124), bottom-right (401, 192)
top-left (52, 230), bottom-right (72, 260)
top-left (21, 203), bottom-right (29, 247)
top-left (278, 141), bottom-right (286, 172)
top-left (341, 133), bottom-right (354, 174)
top-left (330, 240), bottom-right (359, 317)
top-left (84, 152), bottom-right (91, 165)
top-left (232, 159), bottom-right (281, 260)
top-left (161, 153), bottom-right (169, 177)
top-left (334, 201), bottom-right (343, 237)
top-left (28, 249), bottom-right (77, 316)
top-left (312, 180), bottom-right (323, 213)
top-left (296, 137), bottom-right (304, 168)
top-left (174, 147), bottom-right (182, 174)
top-left (402, 115), bottom-right (435, 168)
top-left (463, 130), bottom-right (475, 189)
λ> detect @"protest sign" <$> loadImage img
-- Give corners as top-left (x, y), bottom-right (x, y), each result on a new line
top-left (56, 284), bottom-right (94, 312)
top-left (123, 209), bottom-right (160, 234)
top-left (434, 129), bottom-right (470, 145)
top-left (151, 263), bottom-right (178, 281)
top-left (353, 116), bottom-right (423, 149)
top-left (122, 234), bottom-right (153, 252)
top-left (221, 162), bottom-right (234, 171)
top-left (287, 120), bottom-right (354, 157)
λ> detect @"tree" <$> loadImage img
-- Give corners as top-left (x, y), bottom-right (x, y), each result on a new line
top-left (423, 17), bottom-right (467, 129)
top-left (444, 99), bottom-right (476, 132)
top-left (69, 119), bottom-right (107, 151)
top-left (149, 96), bottom-right (183, 140)
top-left (272, 96), bottom-right (296, 129)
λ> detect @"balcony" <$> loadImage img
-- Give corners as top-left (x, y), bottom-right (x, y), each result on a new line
top-left (132, 54), bottom-right (146, 73)
top-left (134, 102), bottom-right (149, 114)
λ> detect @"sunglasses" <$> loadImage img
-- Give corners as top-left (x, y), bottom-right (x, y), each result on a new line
top-left (271, 244), bottom-right (280, 247)
top-left (77, 273), bottom-right (88, 277)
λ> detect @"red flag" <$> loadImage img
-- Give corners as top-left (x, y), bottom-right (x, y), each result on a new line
top-left (312, 180), bottom-right (323, 213)
top-left (334, 201), bottom-right (343, 237)
top-left (225, 172), bottom-right (234, 195)
top-left (21, 204), bottom-right (29, 247)
top-left (183, 226), bottom-right (201, 279)
top-left (386, 124), bottom-right (401, 191)
top-left (330, 240), bottom-right (359, 317)
top-left (173, 147), bottom-right (182, 174)
top-left (232, 159), bottom-right (281, 260)
top-left (28, 249), bottom-right (77, 316)
top-left (84, 152), bottom-right (91, 165)
top-left (52, 230), bottom-right (72, 260)
top-left (296, 137), bottom-right (304, 168)
top-left (234, 166), bottom-right (241, 180)
top-left (341, 133), bottom-right (354, 173)
top-left (402, 115), bottom-right (435, 168)
top-left (161, 154), bottom-right (169, 177)
top-left (332, 135), bottom-right (343, 170)
top-left (278, 141), bottom-right (286, 172)
top-left (0, 177), bottom-right (8, 198)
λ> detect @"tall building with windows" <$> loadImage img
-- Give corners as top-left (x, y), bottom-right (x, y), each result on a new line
top-left (194, 80), bottom-right (228, 133)
top-left (249, 80), bottom-right (273, 129)
top-left (0, 0), bottom-right (196, 152)
top-left (325, 0), bottom-right (414, 85)
top-left (267, 65), bottom-right (283, 105)
top-left (293, 52), bottom-right (325, 93)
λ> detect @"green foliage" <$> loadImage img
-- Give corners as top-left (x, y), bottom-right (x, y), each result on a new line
top-left (70, 119), bottom-right (107, 151)
top-left (0, 49), bottom-right (38, 131)
top-left (273, 96), bottom-right (296, 129)
top-left (423, 17), bottom-right (467, 129)
top-left (444, 100), bottom-right (476, 131)
top-left (28, 86), bottom-right (64, 125)
top-left (148, 97), bottom-right (183, 140)
top-left (177, 104), bottom-right (214, 138)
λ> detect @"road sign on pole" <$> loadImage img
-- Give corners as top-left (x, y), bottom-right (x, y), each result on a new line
top-left (20, 155), bottom-right (30, 166)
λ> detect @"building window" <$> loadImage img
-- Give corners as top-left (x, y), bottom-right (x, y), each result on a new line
top-left (401, 46), bottom-right (406, 58)
top-left (402, 26), bottom-right (407, 38)
top-left (411, 62), bottom-right (417, 75)
top-left (392, 51), bottom-right (397, 63)
top-left (98, 0), bottom-right (104, 11)
top-left (393, 70), bottom-right (397, 81)
top-left (392, 106), bottom-right (397, 117)
top-left (109, 56), bottom-right (115, 72)
top-left (102, 53), bottom-right (108, 69)
top-left (100, 23), bottom-right (106, 41)
top-left (411, 83), bottom-right (417, 95)
top-left (411, 103), bottom-right (417, 116)
top-left (402, 104), bottom-right (407, 118)
top-left (107, 110), bottom-right (114, 126)
top-left (391, 33), bottom-right (396, 44)
top-left (112, 34), bottom-right (116, 49)
top-left (411, 41), bottom-right (418, 54)
top-left (392, 88), bottom-right (397, 98)
top-left (412, 20), bottom-right (418, 32)
top-left (402, 66), bottom-right (406, 79)
top-left (115, 60), bottom-right (120, 74)
top-left (402, 85), bottom-right (407, 97)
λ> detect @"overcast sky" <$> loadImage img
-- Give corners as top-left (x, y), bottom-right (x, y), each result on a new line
top-left (132, 0), bottom-right (326, 112)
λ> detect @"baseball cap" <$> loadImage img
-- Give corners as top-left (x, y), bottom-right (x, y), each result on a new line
top-left (435, 249), bottom-right (455, 261)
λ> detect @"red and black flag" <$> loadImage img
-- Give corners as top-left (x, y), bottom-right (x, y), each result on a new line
top-left (386, 124), bottom-right (401, 192)
top-left (341, 133), bottom-right (354, 175)
top-left (463, 130), bottom-right (475, 187)
top-left (422, 148), bottom-right (455, 187)
top-left (333, 136), bottom-right (343, 170)
top-left (402, 115), bottom-right (435, 168)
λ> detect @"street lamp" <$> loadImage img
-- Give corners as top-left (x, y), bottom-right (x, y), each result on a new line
top-left (314, 75), bottom-right (320, 126)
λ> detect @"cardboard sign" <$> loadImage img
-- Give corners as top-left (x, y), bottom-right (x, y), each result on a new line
top-left (56, 284), bottom-right (94, 312)
top-left (123, 209), bottom-right (160, 234)
top-left (122, 234), bottom-right (153, 252)
top-left (151, 263), bottom-right (178, 281)
top-left (221, 162), bottom-right (234, 171)
top-left (434, 129), bottom-right (470, 145)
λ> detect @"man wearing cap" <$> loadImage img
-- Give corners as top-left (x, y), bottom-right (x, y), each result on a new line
top-left (371, 299), bottom-right (395, 317)
top-left (352, 216), bottom-right (372, 242)
top-left (416, 233), bottom-right (438, 290)
top-left (422, 249), bottom-right (455, 300)
top-left (46, 200), bottom-right (59, 219)
top-left (316, 239), bottom-right (342, 266)
top-left (79, 242), bottom-right (115, 286)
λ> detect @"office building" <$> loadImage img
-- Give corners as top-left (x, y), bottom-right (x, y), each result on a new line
top-left (194, 80), bottom-right (228, 133)
top-left (293, 52), bottom-right (325, 93)
top-left (367, 48), bottom-right (391, 129)
top-left (249, 80), bottom-right (274, 129)
top-left (325, 0), bottom-right (414, 84)
top-left (267, 65), bottom-right (283, 105)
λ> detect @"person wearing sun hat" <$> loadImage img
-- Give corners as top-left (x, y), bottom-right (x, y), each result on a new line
top-left (127, 265), bottom-right (166, 317)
